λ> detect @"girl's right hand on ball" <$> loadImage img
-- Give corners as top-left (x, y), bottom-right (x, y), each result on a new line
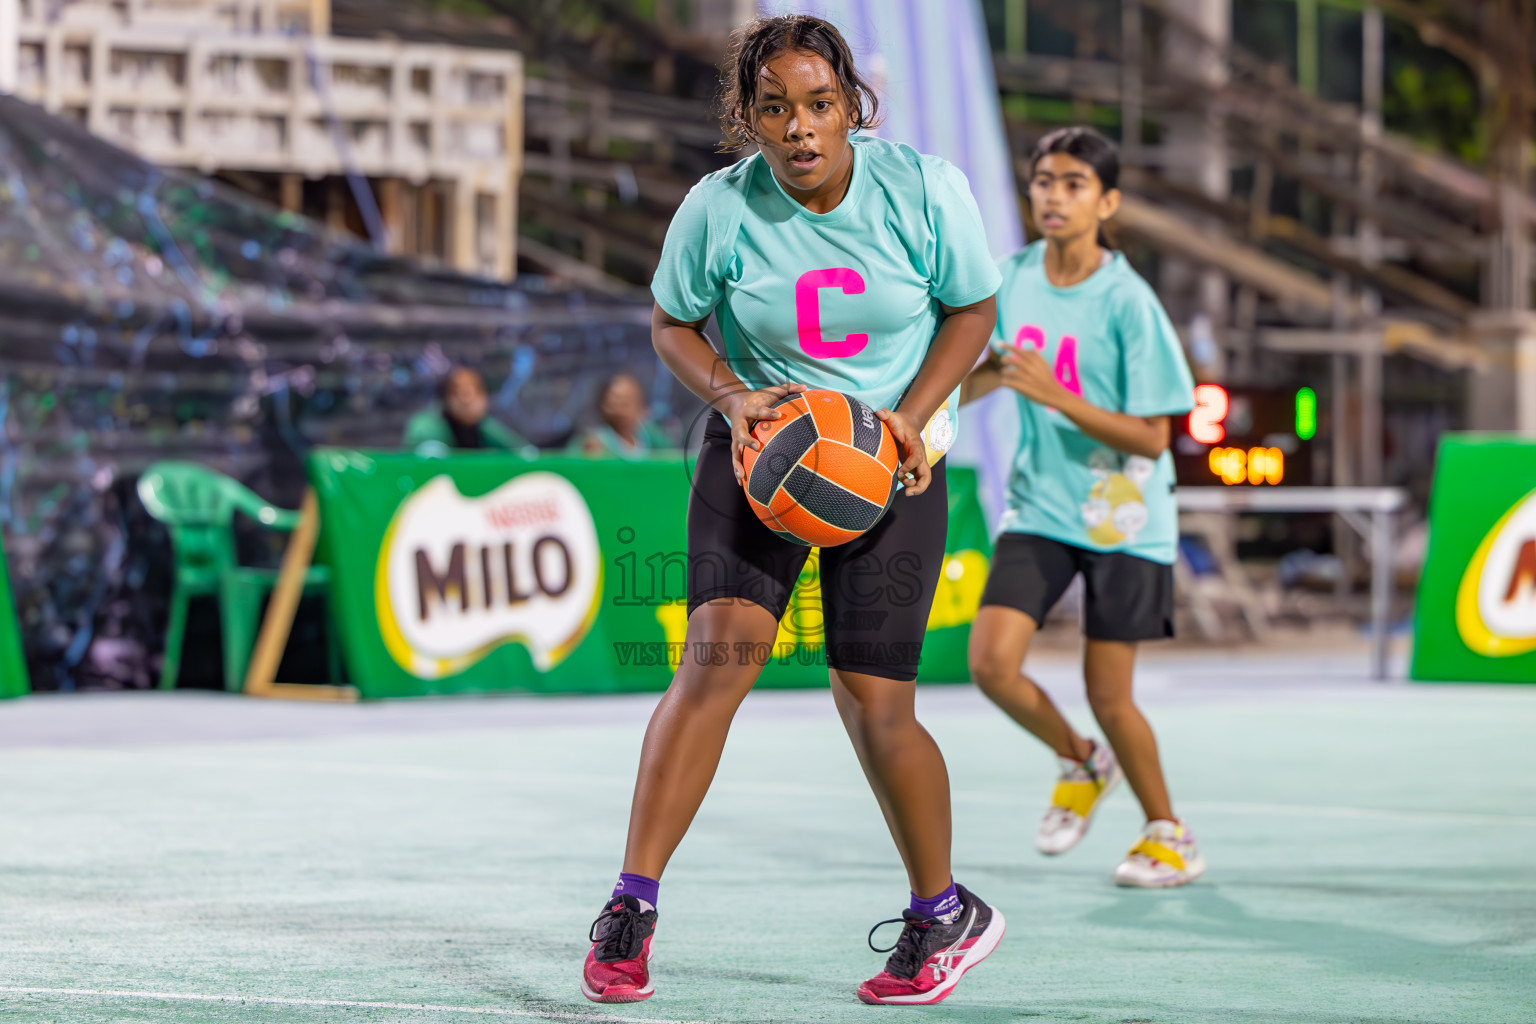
top-left (722, 383), bottom-right (808, 485)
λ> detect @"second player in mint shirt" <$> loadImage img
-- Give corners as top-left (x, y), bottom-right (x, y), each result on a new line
top-left (651, 134), bottom-right (1001, 457)
top-left (992, 240), bottom-right (1195, 565)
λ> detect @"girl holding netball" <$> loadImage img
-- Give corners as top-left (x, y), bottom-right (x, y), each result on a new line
top-left (581, 15), bottom-right (1004, 1006)
top-left (963, 127), bottom-right (1204, 888)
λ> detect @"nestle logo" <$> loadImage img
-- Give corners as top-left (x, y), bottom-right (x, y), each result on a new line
top-left (484, 498), bottom-right (561, 530)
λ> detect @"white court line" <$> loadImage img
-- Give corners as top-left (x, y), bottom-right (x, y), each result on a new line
top-left (0, 985), bottom-right (709, 1023)
top-left (1175, 799), bottom-right (1536, 827)
top-left (36, 751), bottom-right (1536, 829)
top-left (955, 793), bottom-right (1536, 827)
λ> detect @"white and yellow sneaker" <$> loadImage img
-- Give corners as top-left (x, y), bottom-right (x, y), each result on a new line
top-left (1035, 740), bottom-right (1122, 855)
top-left (1112, 819), bottom-right (1206, 888)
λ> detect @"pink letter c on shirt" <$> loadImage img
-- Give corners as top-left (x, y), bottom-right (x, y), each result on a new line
top-left (796, 268), bottom-right (869, 358)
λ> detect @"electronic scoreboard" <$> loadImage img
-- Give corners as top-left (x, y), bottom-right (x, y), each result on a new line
top-left (1171, 385), bottom-right (1317, 487)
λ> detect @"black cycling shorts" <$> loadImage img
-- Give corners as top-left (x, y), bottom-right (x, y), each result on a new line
top-left (686, 415), bottom-right (947, 681)
top-left (979, 532), bottom-right (1174, 643)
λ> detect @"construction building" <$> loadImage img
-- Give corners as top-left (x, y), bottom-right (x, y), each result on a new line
top-left (1, 0), bottom-right (522, 279)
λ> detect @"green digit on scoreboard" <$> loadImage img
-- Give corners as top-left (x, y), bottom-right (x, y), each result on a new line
top-left (1295, 387), bottom-right (1317, 441)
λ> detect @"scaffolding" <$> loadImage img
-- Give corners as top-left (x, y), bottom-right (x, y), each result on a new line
top-left (996, 0), bottom-right (1536, 449)
top-left (6, 0), bottom-right (523, 279)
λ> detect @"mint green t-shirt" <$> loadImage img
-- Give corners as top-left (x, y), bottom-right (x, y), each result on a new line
top-left (992, 242), bottom-right (1195, 565)
top-left (651, 136), bottom-right (1000, 459)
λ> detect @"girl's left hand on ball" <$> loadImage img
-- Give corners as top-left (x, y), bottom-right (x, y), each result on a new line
top-left (876, 408), bottom-right (932, 497)
top-left (1000, 348), bottom-right (1068, 407)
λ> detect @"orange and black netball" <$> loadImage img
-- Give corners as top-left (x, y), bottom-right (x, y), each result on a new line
top-left (740, 389), bottom-right (901, 547)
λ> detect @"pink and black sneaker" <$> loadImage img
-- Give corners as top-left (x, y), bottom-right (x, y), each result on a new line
top-left (580, 894), bottom-right (657, 1003)
top-left (856, 884), bottom-right (1005, 1005)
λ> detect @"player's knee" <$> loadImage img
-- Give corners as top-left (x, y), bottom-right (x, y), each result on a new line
top-left (686, 602), bottom-right (777, 653)
top-left (856, 702), bottom-right (913, 737)
top-left (968, 648), bottom-right (1015, 694)
top-left (837, 685), bottom-right (914, 736)
top-left (1086, 691), bottom-right (1135, 727)
top-left (667, 665), bottom-right (755, 713)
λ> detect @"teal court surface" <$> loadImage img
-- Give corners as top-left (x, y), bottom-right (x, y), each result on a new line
top-left (1, 648), bottom-right (1533, 1024)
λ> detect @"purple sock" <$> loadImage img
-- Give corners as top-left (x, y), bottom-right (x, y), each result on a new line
top-left (612, 871), bottom-right (659, 909)
top-left (910, 881), bottom-right (960, 923)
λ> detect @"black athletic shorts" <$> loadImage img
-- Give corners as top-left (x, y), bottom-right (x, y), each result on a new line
top-left (979, 532), bottom-right (1174, 643)
top-left (686, 415), bottom-right (947, 681)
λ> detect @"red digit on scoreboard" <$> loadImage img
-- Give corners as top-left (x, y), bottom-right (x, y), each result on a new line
top-left (1189, 384), bottom-right (1229, 445)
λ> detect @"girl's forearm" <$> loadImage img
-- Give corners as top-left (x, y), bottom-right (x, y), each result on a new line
top-left (1054, 394), bottom-right (1170, 460)
top-left (960, 359), bottom-right (1003, 405)
top-left (652, 309), bottom-right (749, 417)
top-left (897, 296), bottom-right (997, 424)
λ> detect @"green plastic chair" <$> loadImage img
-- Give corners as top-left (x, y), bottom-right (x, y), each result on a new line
top-left (137, 461), bottom-right (336, 692)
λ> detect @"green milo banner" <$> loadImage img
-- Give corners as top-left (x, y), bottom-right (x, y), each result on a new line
top-left (308, 450), bottom-right (992, 699)
top-left (1411, 434), bottom-right (1536, 683)
top-left (0, 532), bottom-right (29, 698)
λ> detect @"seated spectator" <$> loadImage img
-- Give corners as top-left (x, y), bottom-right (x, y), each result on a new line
top-left (570, 372), bottom-right (675, 457)
top-left (404, 366), bottom-right (531, 453)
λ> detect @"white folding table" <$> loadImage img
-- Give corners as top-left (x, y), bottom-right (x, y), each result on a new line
top-left (1176, 487), bottom-right (1409, 679)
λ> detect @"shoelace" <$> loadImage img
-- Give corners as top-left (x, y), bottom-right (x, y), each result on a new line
top-left (867, 915), bottom-right (935, 979)
top-left (589, 902), bottom-right (645, 961)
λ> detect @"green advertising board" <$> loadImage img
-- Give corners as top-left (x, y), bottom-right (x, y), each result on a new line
top-left (0, 533), bottom-right (29, 698)
top-left (1411, 434), bottom-right (1536, 683)
top-left (308, 450), bottom-right (992, 699)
